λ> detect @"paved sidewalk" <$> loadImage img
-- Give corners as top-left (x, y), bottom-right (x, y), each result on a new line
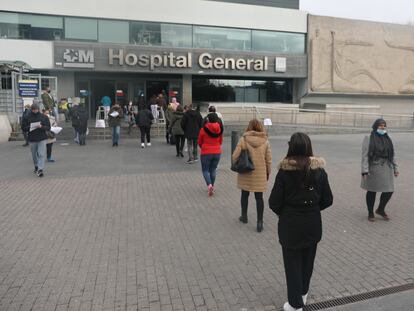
top-left (0, 133), bottom-right (413, 311)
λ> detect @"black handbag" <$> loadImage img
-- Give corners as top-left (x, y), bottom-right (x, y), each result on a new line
top-left (231, 138), bottom-right (255, 173)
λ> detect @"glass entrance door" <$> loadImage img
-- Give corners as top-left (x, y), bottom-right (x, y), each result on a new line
top-left (75, 80), bottom-right (91, 116)
top-left (146, 81), bottom-right (169, 104)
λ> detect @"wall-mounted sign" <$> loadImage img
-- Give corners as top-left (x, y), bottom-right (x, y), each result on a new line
top-left (18, 79), bottom-right (38, 97)
top-left (275, 57), bottom-right (287, 73)
top-left (63, 49), bottom-right (94, 68)
top-left (54, 42), bottom-right (307, 78)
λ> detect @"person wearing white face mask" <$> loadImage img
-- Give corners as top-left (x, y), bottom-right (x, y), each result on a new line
top-left (361, 119), bottom-right (399, 222)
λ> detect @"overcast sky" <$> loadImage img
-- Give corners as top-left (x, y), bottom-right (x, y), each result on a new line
top-left (300, 0), bottom-right (414, 25)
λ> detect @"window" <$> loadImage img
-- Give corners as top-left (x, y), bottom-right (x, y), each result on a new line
top-left (0, 12), bottom-right (63, 40)
top-left (193, 78), bottom-right (293, 103)
top-left (65, 17), bottom-right (97, 40)
top-left (161, 24), bottom-right (192, 48)
top-left (193, 26), bottom-right (251, 51)
top-left (130, 22), bottom-right (161, 46)
top-left (252, 30), bottom-right (305, 54)
top-left (98, 20), bottom-right (128, 43)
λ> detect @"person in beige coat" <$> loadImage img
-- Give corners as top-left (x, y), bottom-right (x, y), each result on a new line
top-left (232, 119), bottom-right (272, 232)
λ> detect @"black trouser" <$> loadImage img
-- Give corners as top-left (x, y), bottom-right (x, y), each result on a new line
top-left (175, 135), bottom-right (185, 155)
top-left (78, 131), bottom-right (86, 145)
top-left (282, 245), bottom-right (317, 309)
top-left (366, 191), bottom-right (393, 215)
top-left (23, 131), bottom-right (29, 144)
top-left (46, 143), bottom-right (53, 159)
top-left (241, 190), bottom-right (264, 222)
top-left (139, 126), bottom-right (151, 143)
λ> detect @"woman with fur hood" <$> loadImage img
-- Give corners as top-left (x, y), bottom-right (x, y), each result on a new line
top-left (269, 132), bottom-right (333, 311)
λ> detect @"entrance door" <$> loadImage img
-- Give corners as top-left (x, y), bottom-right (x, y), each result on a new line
top-left (146, 81), bottom-right (168, 105)
top-left (91, 80), bottom-right (115, 118)
top-left (76, 80), bottom-right (91, 116)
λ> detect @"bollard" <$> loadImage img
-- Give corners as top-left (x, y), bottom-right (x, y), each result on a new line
top-left (231, 130), bottom-right (239, 161)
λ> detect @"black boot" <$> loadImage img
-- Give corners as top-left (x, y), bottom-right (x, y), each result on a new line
top-left (256, 221), bottom-right (263, 232)
top-left (239, 206), bottom-right (248, 224)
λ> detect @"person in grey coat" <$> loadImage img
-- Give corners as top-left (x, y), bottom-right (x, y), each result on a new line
top-left (361, 119), bottom-right (399, 222)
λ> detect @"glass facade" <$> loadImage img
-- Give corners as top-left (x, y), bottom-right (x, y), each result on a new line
top-left (0, 11), bottom-right (306, 55)
top-left (65, 17), bottom-right (97, 40)
top-left (193, 78), bottom-right (293, 103)
top-left (98, 20), bottom-right (129, 43)
top-left (252, 30), bottom-right (305, 54)
top-left (193, 26), bottom-right (251, 51)
top-left (160, 24), bottom-right (192, 48)
top-left (130, 21), bottom-right (160, 46)
top-left (0, 11), bottom-right (63, 40)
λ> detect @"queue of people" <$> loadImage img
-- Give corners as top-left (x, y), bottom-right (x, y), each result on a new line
top-left (20, 97), bottom-right (399, 311)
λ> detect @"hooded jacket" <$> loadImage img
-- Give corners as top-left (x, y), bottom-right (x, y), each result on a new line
top-left (268, 157), bottom-right (333, 249)
top-left (170, 111), bottom-right (185, 136)
top-left (198, 122), bottom-right (223, 155)
top-left (181, 109), bottom-right (203, 139)
top-left (231, 131), bottom-right (272, 193)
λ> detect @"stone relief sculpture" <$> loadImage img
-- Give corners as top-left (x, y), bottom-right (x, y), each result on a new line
top-left (310, 16), bottom-right (414, 95)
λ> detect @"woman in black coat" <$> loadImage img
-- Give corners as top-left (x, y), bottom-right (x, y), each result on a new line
top-left (269, 132), bottom-right (333, 311)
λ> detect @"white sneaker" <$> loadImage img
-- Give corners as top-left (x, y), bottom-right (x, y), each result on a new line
top-left (283, 302), bottom-right (302, 311)
top-left (141, 143), bottom-right (145, 148)
top-left (146, 142), bottom-right (151, 147)
top-left (302, 293), bottom-right (308, 305)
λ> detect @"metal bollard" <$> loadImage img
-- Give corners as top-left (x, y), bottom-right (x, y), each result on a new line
top-left (231, 130), bottom-right (239, 161)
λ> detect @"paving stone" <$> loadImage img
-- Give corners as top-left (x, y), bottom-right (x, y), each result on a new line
top-left (0, 134), bottom-right (413, 311)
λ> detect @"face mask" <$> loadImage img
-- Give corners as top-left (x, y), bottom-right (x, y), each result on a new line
top-left (377, 129), bottom-right (387, 135)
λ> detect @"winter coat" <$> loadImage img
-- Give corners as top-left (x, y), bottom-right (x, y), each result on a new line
top-left (21, 109), bottom-right (31, 132)
top-left (361, 135), bottom-right (398, 192)
top-left (135, 108), bottom-right (154, 127)
top-left (181, 109), bottom-right (203, 139)
top-left (21, 111), bottom-right (51, 142)
top-left (231, 131), bottom-right (272, 193)
top-left (74, 107), bottom-right (88, 134)
top-left (170, 111), bottom-right (185, 136)
top-left (108, 106), bottom-right (124, 127)
top-left (269, 157), bottom-right (333, 249)
top-left (198, 122), bottom-right (223, 155)
top-left (46, 115), bottom-right (57, 144)
top-left (41, 92), bottom-right (55, 110)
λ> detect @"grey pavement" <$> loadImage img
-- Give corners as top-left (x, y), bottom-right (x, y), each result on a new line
top-left (0, 133), bottom-right (413, 311)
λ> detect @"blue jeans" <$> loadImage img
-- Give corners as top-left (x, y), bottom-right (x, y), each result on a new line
top-left (30, 140), bottom-right (46, 170)
top-left (201, 154), bottom-right (221, 186)
top-left (112, 126), bottom-right (120, 144)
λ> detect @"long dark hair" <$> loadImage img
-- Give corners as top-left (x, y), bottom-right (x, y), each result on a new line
top-left (286, 132), bottom-right (314, 187)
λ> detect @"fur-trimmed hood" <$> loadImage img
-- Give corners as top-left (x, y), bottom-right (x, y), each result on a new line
top-left (277, 157), bottom-right (326, 171)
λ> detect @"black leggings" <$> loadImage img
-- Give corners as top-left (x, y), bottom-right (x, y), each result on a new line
top-left (139, 126), bottom-right (151, 143)
top-left (46, 143), bottom-right (53, 159)
top-left (366, 191), bottom-right (393, 215)
top-left (241, 190), bottom-right (264, 222)
top-left (175, 135), bottom-right (185, 154)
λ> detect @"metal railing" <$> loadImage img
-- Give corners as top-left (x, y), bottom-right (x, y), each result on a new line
top-left (217, 104), bottom-right (414, 129)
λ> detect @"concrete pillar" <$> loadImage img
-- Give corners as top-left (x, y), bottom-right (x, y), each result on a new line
top-left (182, 74), bottom-right (192, 106)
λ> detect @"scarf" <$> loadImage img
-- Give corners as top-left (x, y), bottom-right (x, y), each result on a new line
top-left (368, 119), bottom-right (394, 162)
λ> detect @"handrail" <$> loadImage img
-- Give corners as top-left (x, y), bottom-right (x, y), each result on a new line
top-left (216, 103), bottom-right (413, 118)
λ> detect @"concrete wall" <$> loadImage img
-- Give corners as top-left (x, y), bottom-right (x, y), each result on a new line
top-left (0, 39), bottom-right (53, 69)
top-left (1, 0), bottom-right (307, 33)
top-left (208, 0), bottom-right (299, 9)
top-left (54, 71), bottom-right (75, 99)
top-left (308, 15), bottom-right (414, 95)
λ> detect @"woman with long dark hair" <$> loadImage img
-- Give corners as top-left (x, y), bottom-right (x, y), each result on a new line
top-left (269, 132), bottom-right (333, 311)
top-left (361, 119), bottom-right (399, 221)
top-left (232, 119), bottom-right (272, 232)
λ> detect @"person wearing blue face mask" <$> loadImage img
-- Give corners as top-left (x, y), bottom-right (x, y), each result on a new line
top-left (361, 119), bottom-right (399, 222)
